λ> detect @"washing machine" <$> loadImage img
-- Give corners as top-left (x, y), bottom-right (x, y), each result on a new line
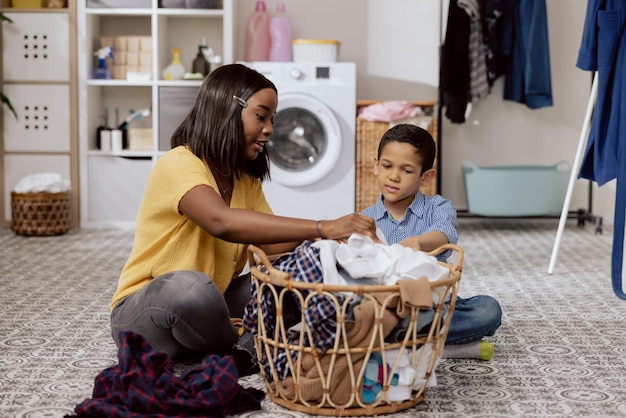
top-left (245, 62), bottom-right (357, 220)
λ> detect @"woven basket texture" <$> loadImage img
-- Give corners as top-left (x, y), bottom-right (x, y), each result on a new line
top-left (356, 102), bottom-right (438, 213)
top-left (10, 192), bottom-right (71, 236)
top-left (247, 243), bottom-right (462, 416)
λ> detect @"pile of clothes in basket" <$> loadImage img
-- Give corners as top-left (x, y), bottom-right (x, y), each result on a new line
top-left (243, 232), bottom-right (455, 405)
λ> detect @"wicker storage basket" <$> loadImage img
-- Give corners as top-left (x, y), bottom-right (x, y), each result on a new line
top-left (356, 101), bottom-right (438, 213)
top-left (247, 243), bottom-right (462, 416)
top-left (10, 192), bottom-right (71, 236)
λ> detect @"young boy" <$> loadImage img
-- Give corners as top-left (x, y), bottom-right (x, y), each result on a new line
top-left (361, 123), bottom-right (502, 360)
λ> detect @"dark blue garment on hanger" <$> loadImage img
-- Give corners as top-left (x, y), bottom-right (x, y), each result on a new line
top-left (576, 0), bottom-right (626, 299)
top-left (503, 0), bottom-right (553, 109)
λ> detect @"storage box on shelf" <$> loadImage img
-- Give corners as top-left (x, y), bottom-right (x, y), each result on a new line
top-left (78, 0), bottom-right (233, 226)
top-left (99, 35), bottom-right (152, 80)
top-left (128, 128), bottom-right (153, 150)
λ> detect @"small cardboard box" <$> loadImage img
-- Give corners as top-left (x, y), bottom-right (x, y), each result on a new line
top-left (112, 65), bottom-right (126, 80)
top-left (127, 36), bottom-right (140, 52)
top-left (139, 36), bottom-right (152, 52)
top-left (114, 37), bottom-right (127, 53)
top-left (139, 52), bottom-right (152, 66)
top-left (100, 36), bottom-right (114, 49)
top-left (129, 129), bottom-right (153, 151)
top-left (125, 52), bottom-right (139, 66)
top-left (115, 51), bottom-right (127, 65)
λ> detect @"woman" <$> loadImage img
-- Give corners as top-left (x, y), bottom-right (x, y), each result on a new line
top-left (110, 64), bottom-right (377, 375)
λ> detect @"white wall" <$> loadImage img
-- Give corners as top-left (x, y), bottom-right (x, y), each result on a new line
top-left (234, 0), bottom-right (615, 226)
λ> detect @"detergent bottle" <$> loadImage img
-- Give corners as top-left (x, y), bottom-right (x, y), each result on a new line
top-left (162, 48), bottom-right (185, 80)
top-left (93, 46), bottom-right (113, 79)
top-left (269, 2), bottom-right (293, 61)
top-left (245, 0), bottom-right (271, 61)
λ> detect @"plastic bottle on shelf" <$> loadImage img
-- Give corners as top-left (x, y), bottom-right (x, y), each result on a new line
top-left (93, 46), bottom-right (113, 79)
top-left (269, 2), bottom-right (293, 62)
top-left (245, 0), bottom-right (271, 62)
top-left (162, 48), bottom-right (185, 80)
top-left (192, 41), bottom-right (211, 76)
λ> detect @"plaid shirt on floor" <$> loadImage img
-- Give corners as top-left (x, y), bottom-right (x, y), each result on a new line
top-left (72, 331), bottom-right (264, 418)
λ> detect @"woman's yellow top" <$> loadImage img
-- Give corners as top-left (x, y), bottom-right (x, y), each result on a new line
top-left (111, 146), bottom-right (272, 310)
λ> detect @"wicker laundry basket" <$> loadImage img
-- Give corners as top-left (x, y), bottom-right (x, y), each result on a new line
top-left (247, 244), bottom-right (462, 416)
top-left (356, 101), bottom-right (438, 213)
top-left (10, 191), bottom-right (71, 236)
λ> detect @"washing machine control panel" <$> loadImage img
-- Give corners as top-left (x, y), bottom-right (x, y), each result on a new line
top-left (289, 67), bottom-right (304, 80)
top-left (315, 67), bottom-right (330, 79)
top-left (288, 66), bottom-right (332, 81)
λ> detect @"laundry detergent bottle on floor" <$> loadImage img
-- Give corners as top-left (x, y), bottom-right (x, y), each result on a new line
top-left (269, 2), bottom-right (293, 61)
top-left (245, 0), bottom-right (271, 62)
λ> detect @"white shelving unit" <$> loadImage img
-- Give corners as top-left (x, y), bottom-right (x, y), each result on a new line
top-left (77, 0), bottom-right (234, 227)
top-left (1, 1), bottom-right (78, 228)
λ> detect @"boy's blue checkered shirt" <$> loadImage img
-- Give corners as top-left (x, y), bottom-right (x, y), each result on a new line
top-left (360, 192), bottom-right (458, 261)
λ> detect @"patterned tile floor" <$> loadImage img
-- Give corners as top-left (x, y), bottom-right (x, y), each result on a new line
top-left (1, 219), bottom-right (625, 417)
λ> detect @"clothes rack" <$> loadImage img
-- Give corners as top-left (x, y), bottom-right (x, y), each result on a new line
top-left (436, 1), bottom-right (601, 231)
top-left (548, 72), bottom-right (599, 274)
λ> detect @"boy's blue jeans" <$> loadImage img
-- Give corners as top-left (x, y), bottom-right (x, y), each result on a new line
top-left (446, 295), bottom-right (502, 344)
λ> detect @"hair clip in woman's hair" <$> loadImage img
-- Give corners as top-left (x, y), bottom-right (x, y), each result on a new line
top-left (233, 95), bottom-right (248, 108)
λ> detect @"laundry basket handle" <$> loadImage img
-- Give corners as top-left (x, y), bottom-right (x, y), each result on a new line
top-left (427, 243), bottom-right (464, 274)
top-left (248, 242), bottom-right (464, 291)
top-left (247, 245), bottom-right (293, 287)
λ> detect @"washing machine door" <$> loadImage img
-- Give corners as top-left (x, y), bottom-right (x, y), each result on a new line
top-left (268, 93), bottom-right (341, 187)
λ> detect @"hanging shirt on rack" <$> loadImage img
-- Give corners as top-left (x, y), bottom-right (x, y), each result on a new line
top-left (483, 0), bottom-right (510, 86)
top-left (502, 0), bottom-right (553, 109)
top-left (576, 0), bottom-right (626, 300)
top-left (441, 0), bottom-right (472, 123)
top-left (441, 0), bottom-right (552, 123)
top-left (458, 0), bottom-right (490, 102)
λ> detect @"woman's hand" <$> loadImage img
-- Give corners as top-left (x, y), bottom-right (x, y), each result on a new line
top-left (317, 214), bottom-right (379, 242)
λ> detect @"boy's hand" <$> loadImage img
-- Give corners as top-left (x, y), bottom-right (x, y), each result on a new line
top-left (399, 237), bottom-right (421, 251)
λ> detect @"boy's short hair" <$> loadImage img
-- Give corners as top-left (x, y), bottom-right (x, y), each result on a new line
top-left (377, 124), bottom-right (436, 173)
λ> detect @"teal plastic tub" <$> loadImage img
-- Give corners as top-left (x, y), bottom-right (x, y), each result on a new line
top-left (461, 161), bottom-right (571, 217)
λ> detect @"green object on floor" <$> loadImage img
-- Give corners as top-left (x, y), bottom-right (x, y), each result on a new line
top-left (479, 340), bottom-right (494, 361)
top-left (441, 340), bottom-right (494, 360)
